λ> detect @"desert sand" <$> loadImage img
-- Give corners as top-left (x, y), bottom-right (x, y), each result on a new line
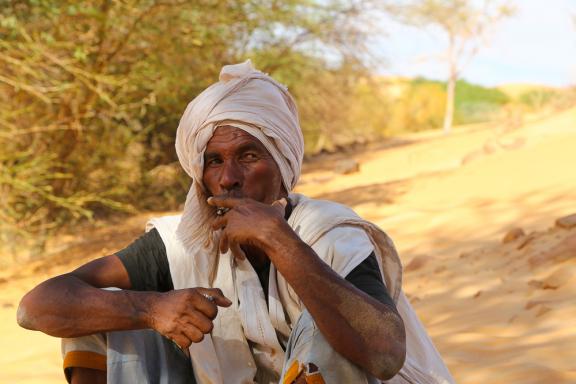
top-left (1, 108), bottom-right (575, 383)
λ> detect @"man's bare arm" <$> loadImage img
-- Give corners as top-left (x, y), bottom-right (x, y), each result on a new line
top-left (210, 197), bottom-right (406, 380)
top-left (18, 255), bottom-right (149, 337)
top-left (265, 234), bottom-right (406, 380)
top-left (17, 255), bottom-right (231, 348)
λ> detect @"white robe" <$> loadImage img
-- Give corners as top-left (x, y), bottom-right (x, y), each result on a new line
top-left (147, 194), bottom-right (454, 384)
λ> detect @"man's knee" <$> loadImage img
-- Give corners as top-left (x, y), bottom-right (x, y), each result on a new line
top-left (62, 333), bottom-right (107, 383)
top-left (69, 367), bottom-right (106, 384)
top-left (62, 330), bottom-right (194, 384)
top-left (282, 310), bottom-right (377, 384)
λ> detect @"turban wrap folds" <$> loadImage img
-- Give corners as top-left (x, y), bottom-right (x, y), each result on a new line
top-left (175, 60), bottom-right (304, 259)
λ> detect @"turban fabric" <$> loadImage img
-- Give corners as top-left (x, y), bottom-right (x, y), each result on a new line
top-left (174, 60), bottom-right (304, 264)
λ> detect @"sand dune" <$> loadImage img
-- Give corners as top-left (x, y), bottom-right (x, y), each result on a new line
top-left (1, 108), bottom-right (575, 383)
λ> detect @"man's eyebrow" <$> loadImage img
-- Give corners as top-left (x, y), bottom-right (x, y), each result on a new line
top-left (203, 141), bottom-right (267, 159)
top-left (204, 151), bottom-right (220, 160)
top-left (237, 141), bottom-right (266, 153)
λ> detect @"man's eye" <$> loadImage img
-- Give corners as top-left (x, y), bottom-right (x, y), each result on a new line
top-left (242, 153), bottom-right (258, 161)
top-left (206, 158), bottom-right (222, 166)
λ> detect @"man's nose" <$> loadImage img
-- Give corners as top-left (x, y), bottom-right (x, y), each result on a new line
top-left (219, 160), bottom-right (242, 191)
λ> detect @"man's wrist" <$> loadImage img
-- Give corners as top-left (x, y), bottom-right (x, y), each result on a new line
top-left (126, 290), bottom-right (161, 330)
top-left (261, 223), bottom-right (312, 268)
top-left (258, 218), bottom-right (296, 253)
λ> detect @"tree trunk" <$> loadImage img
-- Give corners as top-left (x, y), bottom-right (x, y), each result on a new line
top-left (443, 35), bottom-right (457, 134)
top-left (443, 71), bottom-right (456, 134)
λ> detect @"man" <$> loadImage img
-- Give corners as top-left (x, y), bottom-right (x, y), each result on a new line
top-left (17, 61), bottom-right (454, 383)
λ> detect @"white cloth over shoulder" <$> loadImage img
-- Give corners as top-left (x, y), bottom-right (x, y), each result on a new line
top-left (147, 194), bottom-right (454, 384)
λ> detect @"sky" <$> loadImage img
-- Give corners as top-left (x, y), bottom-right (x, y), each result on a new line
top-left (372, 0), bottom-right (576, 87)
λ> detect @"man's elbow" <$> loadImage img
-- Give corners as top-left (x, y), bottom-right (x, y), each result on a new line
top-left (372, 339), bottom-right (406, 380)
top-left (369, 316), bottom-right (407, 380)
top-left (16, 294), bottom-right (36, 330)
top-left (16, 274), bottom-right (73, 333)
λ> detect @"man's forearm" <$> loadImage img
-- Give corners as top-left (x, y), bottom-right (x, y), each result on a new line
top-left (264, 230), bottom-right (406, 380)
top-left (17, 274), bottom-right (156, 338)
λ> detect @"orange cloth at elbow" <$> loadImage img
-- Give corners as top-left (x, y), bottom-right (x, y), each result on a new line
top-left (63, 350), bottom-right (106, 372)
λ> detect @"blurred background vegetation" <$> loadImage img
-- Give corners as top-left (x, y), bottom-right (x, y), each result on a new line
top-left (1, 0), bottom-right (574, 263)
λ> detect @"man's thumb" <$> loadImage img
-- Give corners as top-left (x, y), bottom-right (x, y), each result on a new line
top-left (198, 287), bottom-right (232, 307)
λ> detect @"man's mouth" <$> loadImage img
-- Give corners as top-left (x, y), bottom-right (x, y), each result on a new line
top-left (214, 191), bottom-right (243, 199)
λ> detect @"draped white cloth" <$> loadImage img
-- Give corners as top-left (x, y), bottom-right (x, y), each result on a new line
top-left (163, 61), bottom-right (453, 383)
top-left (148, 195), bottom-right (454, 383)
top-left (171, 60), bottom-right (307, 382)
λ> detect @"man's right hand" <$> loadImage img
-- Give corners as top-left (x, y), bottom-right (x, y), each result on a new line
top-left (17, 254), bottom-right (233, 343)
top-left (148, 288), bottom-right (232, 350)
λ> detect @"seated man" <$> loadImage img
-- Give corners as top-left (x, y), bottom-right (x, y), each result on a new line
top-left (17, 61), bottom-right (454, 384)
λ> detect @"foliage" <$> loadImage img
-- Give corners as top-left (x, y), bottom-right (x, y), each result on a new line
top-left (384, 77), bottom-right (509, 132)
top-left (518, 89), bottom-right (563, 111)
top-left (0, 0), bottom-right (368, 260)
top-left (452, 79), bottom-right (509, 123)
top-left (386, 79), bottom-right (446, 133)
top-left (272, 58), bottom-right (383, 153)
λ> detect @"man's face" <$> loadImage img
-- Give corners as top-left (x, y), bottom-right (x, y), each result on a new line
top-left (203, 126), bottom-right (286, 204)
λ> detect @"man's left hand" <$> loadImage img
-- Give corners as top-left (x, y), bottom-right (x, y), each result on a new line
top-left (208, 196), bottom-right (289, 259)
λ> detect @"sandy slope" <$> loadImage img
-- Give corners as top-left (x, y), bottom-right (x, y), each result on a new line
top-left (297, 107), bottom-right (576, 383)
top-left (1, 108), bottom-right (575, 383)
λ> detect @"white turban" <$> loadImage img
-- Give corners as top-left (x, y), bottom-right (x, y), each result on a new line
top-left (174, 60), bottom-right (304, 254)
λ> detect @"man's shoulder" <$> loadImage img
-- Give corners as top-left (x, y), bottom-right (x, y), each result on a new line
top-left (145, 214), bottom-right (186, 255)
top-left (146, 214), bottom-right (182, 234)
top-left (290, 194), bottom-right (372, 239)
top-left (289, 194), bottom-right (360, 222)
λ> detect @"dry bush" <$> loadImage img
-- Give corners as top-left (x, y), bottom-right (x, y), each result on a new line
top-left (0, 0), bottom-right (370, 262)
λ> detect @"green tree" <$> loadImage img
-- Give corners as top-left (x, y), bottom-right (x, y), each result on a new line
top-left (386, 0), bottom-right (515, 133)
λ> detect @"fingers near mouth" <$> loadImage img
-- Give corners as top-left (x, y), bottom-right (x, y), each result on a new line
top-left (216, 207), bottom-right (230, 216)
